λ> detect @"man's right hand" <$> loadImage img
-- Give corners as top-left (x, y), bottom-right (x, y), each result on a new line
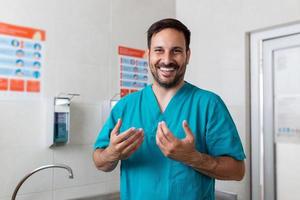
top-left (105, 119), bottom-right (144, 162)
top-left (93, 119), bottom-right (144, 172)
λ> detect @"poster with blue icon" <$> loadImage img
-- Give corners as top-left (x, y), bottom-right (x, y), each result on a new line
top-left (118, 46), bottom-right (149, 97)
top-left (0, 22), bottom-right (45, 99)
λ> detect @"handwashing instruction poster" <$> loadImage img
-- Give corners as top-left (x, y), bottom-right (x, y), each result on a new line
top-left (0, 22), bottom-right (45, 99)
top-left (118, 46), bottom-right (149, 97)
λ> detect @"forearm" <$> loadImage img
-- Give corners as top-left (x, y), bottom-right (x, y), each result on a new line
top-left (93, 148), bottom-right (118, 172)
top-left (184, 151), bottom-right (245, 181)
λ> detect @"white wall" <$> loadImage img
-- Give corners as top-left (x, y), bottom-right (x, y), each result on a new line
top-left (176, 0), bottom-right (300, 199)
top-left (4, 0), bottom-right (300, 199)
top-left (0, 0), bottom-right (174, 199)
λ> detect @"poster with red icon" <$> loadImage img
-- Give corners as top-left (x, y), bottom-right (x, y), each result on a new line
top-left (0, 22), bottom-right (45, 100)
top-left (118, 46), bottom-right (149, 97)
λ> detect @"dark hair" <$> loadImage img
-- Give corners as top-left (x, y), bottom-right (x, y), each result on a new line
top-left (147, 18), bottom-right (191, 50)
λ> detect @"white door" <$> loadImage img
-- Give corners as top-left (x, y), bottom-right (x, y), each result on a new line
top-left (251, 23), bottom-right (300, 200)
top-left (263, 33), bottom-right (300, 200)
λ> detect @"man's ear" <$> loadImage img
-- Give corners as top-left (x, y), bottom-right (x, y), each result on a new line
top-left (146, 48), bottom-right (150, 62)
top-left (186, 49), bottom-right (191, 64)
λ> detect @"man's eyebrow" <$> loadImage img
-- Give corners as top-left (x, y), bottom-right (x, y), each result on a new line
top-left (153, 46), bottom-right (184, 49)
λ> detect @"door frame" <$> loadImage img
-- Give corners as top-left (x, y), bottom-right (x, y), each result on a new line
top-left (250, 21), bottom-right (300, 200)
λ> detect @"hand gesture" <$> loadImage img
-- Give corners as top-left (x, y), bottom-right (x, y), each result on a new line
top-left (106, 119), bottom-right (144, 161)
top-left (156, 120), bottom-right (196, 163)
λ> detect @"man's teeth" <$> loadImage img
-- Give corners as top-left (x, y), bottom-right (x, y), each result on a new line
top-left (160, 67), bottom-right (175, 72)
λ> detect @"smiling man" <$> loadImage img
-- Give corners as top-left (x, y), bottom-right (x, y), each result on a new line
top-left (93, 18), bottom-right (245, 200)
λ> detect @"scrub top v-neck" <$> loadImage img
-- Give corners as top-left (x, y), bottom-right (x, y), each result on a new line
top-left (94, 82), bottom-right (245, 200)
top-left (142, 82), bottom-right (190, 137)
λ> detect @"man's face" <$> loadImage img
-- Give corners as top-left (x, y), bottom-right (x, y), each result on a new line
top-left (148, 28), bottom-right (190, 89)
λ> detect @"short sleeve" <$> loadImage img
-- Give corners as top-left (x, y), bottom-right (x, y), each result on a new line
top-left (93, 104), bottom-right (121, 150)
top-left (205, 96), bottom-right (246, 160)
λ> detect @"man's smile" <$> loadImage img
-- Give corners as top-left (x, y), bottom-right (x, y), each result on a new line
top-left (155, 63), bottom-right (179, 78)
top-left (159, 66), bottom-right (176, 72)
top-left (158, 67), bottom-right (176, 78)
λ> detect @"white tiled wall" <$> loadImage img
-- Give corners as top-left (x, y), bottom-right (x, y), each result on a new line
top-left (0, 0), bottom-right (175, 199)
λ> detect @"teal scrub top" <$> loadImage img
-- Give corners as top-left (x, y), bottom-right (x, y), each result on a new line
top-left (94, 82), bottom-right (245, 200)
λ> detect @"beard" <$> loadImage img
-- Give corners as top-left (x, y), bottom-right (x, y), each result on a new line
top-left (150, 61), bottom-right (187, 89)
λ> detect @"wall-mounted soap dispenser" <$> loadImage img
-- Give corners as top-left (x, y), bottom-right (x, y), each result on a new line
top-left (46, 93), bottom-right (79, 147)
top-left (54, 97), bottom-right (70, 144)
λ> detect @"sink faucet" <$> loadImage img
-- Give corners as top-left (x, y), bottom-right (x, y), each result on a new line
top-left (12, 164), bottom-right (74, 200)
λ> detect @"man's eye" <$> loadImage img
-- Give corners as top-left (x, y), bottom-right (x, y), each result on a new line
top-left (173, 49), bottom-right (183, 54)
top-left (154, 49), bottom-right (163, 53)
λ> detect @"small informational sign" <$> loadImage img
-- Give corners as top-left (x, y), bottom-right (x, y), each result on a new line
top-left (0, 22), bottom-right (46, 100)
top-left (118, 46), bottom-right (149, 97)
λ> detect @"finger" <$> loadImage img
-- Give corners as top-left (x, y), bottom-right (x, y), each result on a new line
top-left (117, 128), bottom-right (143, 150)
top-left (125, 139), bottom-right (143, 158)
top-left (155, 133), bottom-right (168, 153)
top-left (114, 127), bottom-right (137, 143)
top-left (119, 131), bottom-right (144, 157)
top-left (182, 120), bottom-right (194, 140)
top-left (111, 119), bottom-right (122, 136)
top-left (160, 121), bottom-right (176, 142)
top-left (156, 124), bottom-right (168, 146)
top-left (155, 133), bottom-right (163, 148)
top-left (122, 133), bottom-right (144, 157)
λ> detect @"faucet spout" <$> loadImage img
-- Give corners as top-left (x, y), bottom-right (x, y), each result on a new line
top-left (11, 164), bottom-right (73, 200)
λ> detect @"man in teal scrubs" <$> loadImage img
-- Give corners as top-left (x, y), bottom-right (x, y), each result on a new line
top-left (93, 18), bottom-right (245, 200)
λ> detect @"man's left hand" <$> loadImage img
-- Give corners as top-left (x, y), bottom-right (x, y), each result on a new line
top-left (156, 120), bottom-right (196, 163)
top-left (156, 120), bottom-right (245, 180)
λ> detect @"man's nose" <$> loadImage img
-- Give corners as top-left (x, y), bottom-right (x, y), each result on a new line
top-left (161, 52), bottom-right (173, 65)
